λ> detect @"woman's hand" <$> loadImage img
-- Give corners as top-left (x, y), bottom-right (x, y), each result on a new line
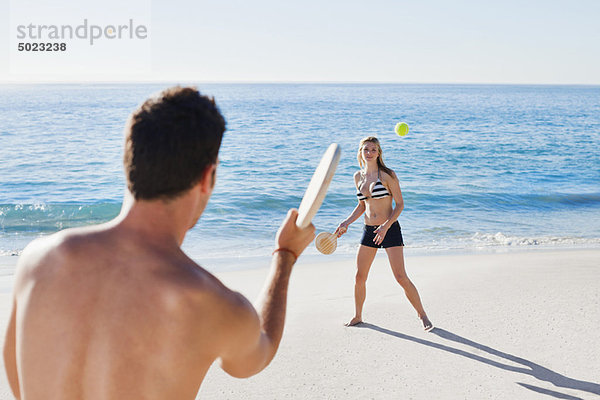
top-left (334, 221), bottom-right (350, 238)
top-left (373, 224), bottom-right (390, 246)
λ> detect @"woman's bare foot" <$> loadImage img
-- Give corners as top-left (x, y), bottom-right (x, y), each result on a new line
top-left (420, 315), bottom-right (434, 332)
top-left (345, 317), bottom-right (363, 327)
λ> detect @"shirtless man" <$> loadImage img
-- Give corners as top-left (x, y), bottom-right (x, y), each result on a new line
top-left (3, 86), bottom-right (315, 399)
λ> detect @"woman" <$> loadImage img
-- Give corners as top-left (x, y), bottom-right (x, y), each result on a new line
top-left (335, 136), bottom-right (433, 331)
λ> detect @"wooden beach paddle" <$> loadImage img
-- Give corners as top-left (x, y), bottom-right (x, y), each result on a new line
top-left (315, 232), bottom-right (337, 254)
top-left (296, 143), bottom-right (341, 229)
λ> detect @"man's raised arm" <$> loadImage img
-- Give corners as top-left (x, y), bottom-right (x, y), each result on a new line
top-left (219, 209), bottom-right (315, 378)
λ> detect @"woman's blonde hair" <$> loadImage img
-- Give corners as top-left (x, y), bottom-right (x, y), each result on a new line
top-left (357, 136), bottom-right (393, 176)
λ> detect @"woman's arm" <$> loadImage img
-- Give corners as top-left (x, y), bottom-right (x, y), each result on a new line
top-left (335, 201), bottom-right (365, 236)
top-left (334, 172), bottom-right (366, 237)
top-left (335, 200), bottom-right (366, 230)
top-left (383, 170), bottom-right (404, 224)
top-left (373, 170), bottom-right (404, 245)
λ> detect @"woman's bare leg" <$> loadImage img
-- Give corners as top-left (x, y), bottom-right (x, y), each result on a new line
top-left (346, 245), bottom-right (378, 326)
top-left (385, 246), bottom-right (433, 331)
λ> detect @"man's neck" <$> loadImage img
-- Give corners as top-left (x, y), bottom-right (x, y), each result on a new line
top-left (116, 194), bottom-right (198, 249)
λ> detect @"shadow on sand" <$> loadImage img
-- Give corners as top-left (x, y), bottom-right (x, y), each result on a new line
top-left (357, 323), bottom-right (599, 400)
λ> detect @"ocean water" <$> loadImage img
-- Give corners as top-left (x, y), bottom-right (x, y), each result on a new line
top-left (1, 83), bottom-right (599, 270)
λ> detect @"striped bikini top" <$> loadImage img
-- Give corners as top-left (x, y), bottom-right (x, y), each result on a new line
top-left (356, 170), bottom-right (391, 201)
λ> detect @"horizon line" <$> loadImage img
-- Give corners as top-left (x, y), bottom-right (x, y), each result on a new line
top-left (0, 80), bottom-right (599, 87)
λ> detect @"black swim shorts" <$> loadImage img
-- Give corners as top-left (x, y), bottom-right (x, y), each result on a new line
top-left (360, 221), bottom-right (404, 249)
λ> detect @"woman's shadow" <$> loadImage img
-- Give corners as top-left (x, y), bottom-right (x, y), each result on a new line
top-left (357, 323), bottom-right (599, 400)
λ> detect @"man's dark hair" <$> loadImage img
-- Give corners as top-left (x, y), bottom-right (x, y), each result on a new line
top-left (124, 86), bottom-right (226, 200)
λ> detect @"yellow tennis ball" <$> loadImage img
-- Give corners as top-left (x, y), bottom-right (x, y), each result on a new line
top-left (395, 122), bottom-right (409, 137)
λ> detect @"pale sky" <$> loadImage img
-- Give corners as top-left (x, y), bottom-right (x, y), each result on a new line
top-left (1, 0), bottom-right (599, 84)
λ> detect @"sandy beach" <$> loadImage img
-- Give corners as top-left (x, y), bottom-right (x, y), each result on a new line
top-left (0, 249), bottom-right (598, 399)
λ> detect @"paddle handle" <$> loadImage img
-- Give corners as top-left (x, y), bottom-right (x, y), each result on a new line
top-left (296, 213), bottom-right (312, 229)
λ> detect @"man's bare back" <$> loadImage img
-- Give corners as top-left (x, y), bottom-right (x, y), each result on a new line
top-left (3, 87), bottom-right (315, 399)
top-left (9, 225), bottom-right (240, 398)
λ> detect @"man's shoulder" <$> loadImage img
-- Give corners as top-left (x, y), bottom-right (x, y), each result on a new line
top-left (176, 258), bottom-right (254, 315)
top-left (168, 258), bottom-right (258, 335)
top-left (21, 225), bottom-right (103, 261)
top-left (14, 228), bottom-right (81, 290)
top-left (19, 228), bottom-right (73, 266)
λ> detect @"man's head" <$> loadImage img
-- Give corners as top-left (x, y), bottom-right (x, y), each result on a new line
top-left (124, 86), bottom-right (226, 201)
